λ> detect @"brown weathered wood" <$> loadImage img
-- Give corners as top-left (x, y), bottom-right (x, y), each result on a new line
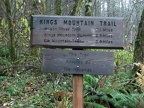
top-left (31, 15), bottom-right (124, 49)
top-left (73, 74), bottom-right (83, 108)
top-left (42, 49), bottom-right (114, 75)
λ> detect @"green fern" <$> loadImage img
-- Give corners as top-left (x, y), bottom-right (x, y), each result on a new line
top-left (84, 73), bottom-right (144, 108)
top-left (84, 74), bottom-right (99, 89)
top-left (0, 57), bottom-right (11, 75)
top-left (85, 102), bottom-right (106, 108)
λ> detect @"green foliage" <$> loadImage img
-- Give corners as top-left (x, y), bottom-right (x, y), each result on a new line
top-left (114, 50), bottom-right (133, 73)
top-left (20, 17), bottom-right (30, 30)
top-left (85, 102), bottom-right (106, 108)
top-left (0, 47), bottom-right (11, 75)
top-left (84, 72), bottom-right (144, 108)
top-left (1, 19), bottom-right (8, 29)
top-left (0, 72), bottom-right (72, 107)
top-left (85, 0), bottom-right (93, 16)
top-left (100, 89), bottom-right (144, 108)
top-left (55, 0), bottom-right (62, 15)
top-left (0, 47), bottom-right (10, 58)
top-left (84, 74), bottom-right (99, 89)
top-left (115, 50), bottom-right (133, 66)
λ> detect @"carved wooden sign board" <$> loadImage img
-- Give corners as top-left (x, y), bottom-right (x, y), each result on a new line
top-left (31, 15), bottom-right (124, 49)
top-left (42, 49), bottom-right (114, 75)
top-left (31, 15), bottom-right (124, 74)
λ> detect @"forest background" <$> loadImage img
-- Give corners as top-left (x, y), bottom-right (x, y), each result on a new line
top-left (0, 0), bottom-right (144, 108)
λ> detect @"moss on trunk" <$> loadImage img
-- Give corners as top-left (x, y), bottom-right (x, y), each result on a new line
top-left (85, 0), bottom-right (93, 16)
top-left (133, 9), bottom-right (144, 63)
top-left (4, 0), bottom-right (15, 61)
top-left (70, 0), bottom-right (82, 16)
top-left (55, 0), bottom-right (62, 15)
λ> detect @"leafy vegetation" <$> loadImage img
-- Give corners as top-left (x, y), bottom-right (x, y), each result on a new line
top-left (0, 50), bottom-right (144, 107)
top-left (0, 72), bottom-right (72, 107)
top-left (84, 72), bottom-right (144, 108)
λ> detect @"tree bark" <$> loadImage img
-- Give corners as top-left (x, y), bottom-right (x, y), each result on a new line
top-left (0, 1), bottom-right (2, 24)
top-left (70, 0), bottom-right (82, 16)
top-left (107, 0), bottom-right (111, 16)
top-left (133, 9), bottom-right (144, 63)
top-left (4, 0), bottom-right (15, 61)
top-left (95, 0), bottom-right (101, 16)
top-left (41, 0), bottom-right (46, 14)
top-left (85, 0), bottom-right (93, 16)
top-left (55, 0), bottom-right (62, 15)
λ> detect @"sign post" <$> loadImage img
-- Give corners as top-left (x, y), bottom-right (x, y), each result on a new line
top-left (42, 49), bottom-right (114, 108)
top-left (31, 15), bottom-right (124, 108)
top-left (73, 74), bottom-right (83, 108)
top-left (72, 48), bottom-right (83, 108)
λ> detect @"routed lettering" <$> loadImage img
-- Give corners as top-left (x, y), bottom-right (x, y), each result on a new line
top-left (40, 19), bottom-right (57, 25)
top-left (63, 20), bottom-right (94, 26)
top-left (100, 21), bottom-right (116, 26)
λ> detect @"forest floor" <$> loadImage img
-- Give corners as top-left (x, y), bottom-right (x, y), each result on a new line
top-left (0, 67), bottom-right (144, 108)
top-left (0, 70), bottom-right (73, 108)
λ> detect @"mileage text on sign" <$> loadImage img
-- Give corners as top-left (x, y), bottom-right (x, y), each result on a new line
top-left (31, 15), bottom-right (124, 49)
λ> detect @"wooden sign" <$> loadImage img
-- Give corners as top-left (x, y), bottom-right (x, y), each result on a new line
top-left (42, 49), bottom-right (114, 75)
top-left (31, 15), bottom-right (124, 49)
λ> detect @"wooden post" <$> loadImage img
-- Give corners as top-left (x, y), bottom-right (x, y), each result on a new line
top-left (73, 74), bottom-right (84, 108)
top-left (72, 48), bottom-right (84, 108)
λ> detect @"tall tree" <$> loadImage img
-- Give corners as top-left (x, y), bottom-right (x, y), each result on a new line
top-left (107, 0), bottom-right (111, 16)
top-left (70, 0), bottom-right (82, 15)
top-left (4, 0), bottom-right (16, 61)
top-left (55, 0), bottom-right (62, 15)
top-left (0, 1), bottom-right (2, 24)
top-left (95, 0), bottom-right (101, 16)
top-left (85, 0), bottom-right (93, 16)
top-left (133, 9), bottom-right (144, 63)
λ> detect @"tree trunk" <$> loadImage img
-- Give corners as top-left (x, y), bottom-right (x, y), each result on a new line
top-left (4, 0), bottom-right (16, 61)
top-left (0, 1), bottom-right (2, 24)
top-left (70, 0), bottom-right (82, 16)
top-left (107, 0), bottom-right (111, 17)
top-left (95, 0), bottom-right (101, 16)
top-left (133, 9), bottom-right (144, 63)
top-left (85, 0), bottom-right (93, 16)
top-left (41, 0), bottom-right (46, 14)
top-left (55, 0), bottom-right (62, 15)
